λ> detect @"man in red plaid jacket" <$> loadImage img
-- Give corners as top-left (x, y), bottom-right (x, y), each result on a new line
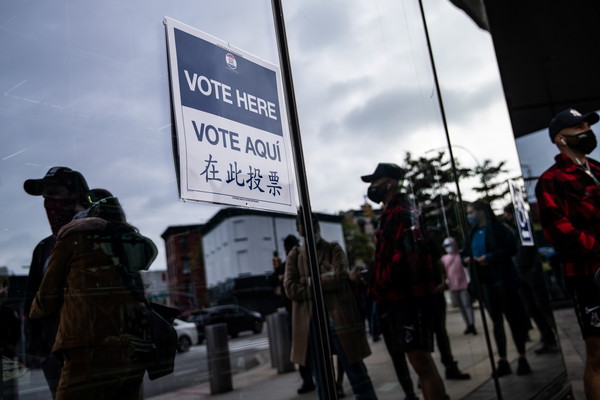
top-left (535, 107), bottom-right (600, 400)
top-left (362, 163), bottom-right (447, 400)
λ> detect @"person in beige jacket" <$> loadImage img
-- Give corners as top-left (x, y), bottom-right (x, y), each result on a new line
top-left (284, 213), bottom-right (376, 400)
top-left (29, 189), bottom-right (157, 400)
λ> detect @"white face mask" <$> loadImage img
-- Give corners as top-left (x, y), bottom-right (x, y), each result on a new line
top-left (444, 245), bottom-right (454, 253)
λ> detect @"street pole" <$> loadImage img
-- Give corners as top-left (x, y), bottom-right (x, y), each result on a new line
top-left (270, 1), bottom-right (337, 398)
top-left (416, 0), bottom-right (502, 397)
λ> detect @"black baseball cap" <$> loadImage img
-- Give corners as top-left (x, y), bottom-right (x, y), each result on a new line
top-left (361, 163), bottom-right (405, 182)
top-left (24, 167), bottom-right (89, 196)
top-left (549, 108), bottom-right (599, 141)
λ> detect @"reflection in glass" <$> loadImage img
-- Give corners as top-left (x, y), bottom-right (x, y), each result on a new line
top-left (0, 0), bottom-right (572, 399)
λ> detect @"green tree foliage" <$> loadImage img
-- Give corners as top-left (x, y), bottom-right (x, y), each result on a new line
top-left (397, 150), bottom-right (512, 245)
top-left (471, 159), bottom-right (511, 205)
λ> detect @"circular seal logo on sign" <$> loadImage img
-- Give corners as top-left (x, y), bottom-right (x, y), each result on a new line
top-left (226, 53), bottom-right (237, 70)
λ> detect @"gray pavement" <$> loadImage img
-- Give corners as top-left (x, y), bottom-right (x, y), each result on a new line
top-left (147, 304), bottom-right (585, 400)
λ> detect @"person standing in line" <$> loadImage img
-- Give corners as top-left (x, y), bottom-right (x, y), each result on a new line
top-left (432, 256), bottom-right (471, 381)
top-left (503, 204), bottom-right (559, 355)
top-left (275, 234), bottom-right (316, 394)
top-left (29, 189), bottom-right (158, 400)
top-left (284, 212), bottom-right (377, 400)
top-left (361, 163), bottom-right (448, 400)
top-left (535, 108), bottom-right (600, 399)
top-left (440, 237), bottom-right (476, 335)
top-left (465, 200), bottom-right (532, 377)
top-left (23, 167), bottom-right (91, 399)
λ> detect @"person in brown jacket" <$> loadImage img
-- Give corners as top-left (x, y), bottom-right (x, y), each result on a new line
top-left (284, 213), bottom-right (376, 400)
top-left (29, 189), bottom-right (158, 400)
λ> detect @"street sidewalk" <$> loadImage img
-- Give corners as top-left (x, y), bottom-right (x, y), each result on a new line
top-left (148, 305), bottom-right (585, 400)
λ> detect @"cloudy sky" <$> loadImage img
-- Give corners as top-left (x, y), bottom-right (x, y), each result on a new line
top-left (0, 0), bottom-right (534, 274)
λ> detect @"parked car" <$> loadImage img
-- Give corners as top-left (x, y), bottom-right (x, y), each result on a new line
top-left (187, 309), bottom-right (210, 344)
top-left (173, 318), bottom-right (199, 352)
top-left (188, 305), bottom-right (264, 342)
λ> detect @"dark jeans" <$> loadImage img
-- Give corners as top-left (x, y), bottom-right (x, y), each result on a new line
top-left (309, 322), bottom-right (377, 400)
top-left (480, 283), bottom-right (529, 357)
top-left (379, 312), bottom-right (416, 398)
top-left (41, 354), bottom-right (62, 399)
top-left (433, 292), bottom-right (455, 367)
top-left (518, 265), bottom-right (557, 345)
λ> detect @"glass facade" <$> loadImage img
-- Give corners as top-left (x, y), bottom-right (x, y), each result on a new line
top-left (0, 1), bottom-right (570, 399)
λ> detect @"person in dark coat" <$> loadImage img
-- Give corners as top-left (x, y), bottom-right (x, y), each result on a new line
top-left (285, 213), bottom-right (376, 400)
top-left (503, 204), bottom-right (559, 355)
top-left (466, 200), bottom-right (532, 377)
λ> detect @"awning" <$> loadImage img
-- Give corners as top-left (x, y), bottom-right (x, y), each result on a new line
top-left (450, 0), bottom-right (600, 137)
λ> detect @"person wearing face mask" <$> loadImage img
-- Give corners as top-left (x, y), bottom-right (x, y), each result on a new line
top-left (362, 163), bottom-right (448, 400)
top-left (284, 212), bottom-right (376, 400)
top-left (440, 237), bottom-right (476, 335)
top-left (535, 108), bottom-right (600, 399)
top-left (465, 200), bottom-right (531, 378)
top-left (23, 167), bottom-right (90, 399)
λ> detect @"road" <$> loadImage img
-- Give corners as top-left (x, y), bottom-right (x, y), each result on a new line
top-left (15, 332), bottom-right (270, 400)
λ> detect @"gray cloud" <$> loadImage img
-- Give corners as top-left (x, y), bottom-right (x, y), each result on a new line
top-left (0, 0), bottom-right (523, 274)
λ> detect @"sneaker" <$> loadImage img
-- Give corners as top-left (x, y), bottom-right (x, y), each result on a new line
top-left (517, 357), bottom-right (532, 375)
top-left (534, 342), bottom-right (559, 355)
top-left (492, 359), bottom-right (512, 378)
top-left (297, 383), bottom-right (316, 394)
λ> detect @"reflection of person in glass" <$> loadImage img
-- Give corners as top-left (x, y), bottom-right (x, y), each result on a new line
top-left (440, 237), bottom-right (476, 335)
top-left (275, 234), bottom-right (316, 394)
top-left (361, 163), bottom-right (447, 400)
top-left (535, 108), bottom-right (600, 399)
top-left (284, 212), bottom-right (376, 400)
top-left (29, 189), bottom-right (158, 400)
top-left (465, 200), bottom-right (532, 377)
top-left (23, 167), bottom-right (91, 398)
top-left (503, 204), bottom-right (558, 355)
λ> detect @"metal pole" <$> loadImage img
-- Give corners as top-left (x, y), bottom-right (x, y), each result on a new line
top-left (270, 1), bottom-right (337, 398)
top-left (416, 0), bottom-right (502, 397)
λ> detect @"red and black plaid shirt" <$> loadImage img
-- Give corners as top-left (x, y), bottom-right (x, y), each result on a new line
top-left (535, 153), bottom-right (600, 278)
top-left (369, 194), bottom-right (436, 304)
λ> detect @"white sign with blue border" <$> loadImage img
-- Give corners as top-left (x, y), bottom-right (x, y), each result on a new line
top-left (164, 17), bottom-right (296, 213)
top-left (508, 179), bottom-right (535, 246)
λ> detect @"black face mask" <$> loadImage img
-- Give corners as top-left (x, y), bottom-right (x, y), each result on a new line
top-left (565, 130), bottom-right (597, 155)
top-left (367, 183), bottom-right (388, 204)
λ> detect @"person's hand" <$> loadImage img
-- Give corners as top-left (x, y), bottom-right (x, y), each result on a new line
top-left (434, 279), bottom-right (448, 293)
top-left (474, 255), bottom-right (488, 265)
top-left (321, 261), bottom-right (333, 272)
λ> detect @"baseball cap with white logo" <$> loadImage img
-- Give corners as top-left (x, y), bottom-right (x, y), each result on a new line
top-left (548, 108), bottom-right (599, 141)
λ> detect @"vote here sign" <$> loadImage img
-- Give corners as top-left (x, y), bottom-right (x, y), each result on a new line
top-left (165, 17), bottom-right (296, 213)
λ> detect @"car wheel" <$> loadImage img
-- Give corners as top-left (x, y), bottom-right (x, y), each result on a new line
top-left (252, 321), bottom-right (263, 334)
top-left (178, 336), bottom-right (192, 352)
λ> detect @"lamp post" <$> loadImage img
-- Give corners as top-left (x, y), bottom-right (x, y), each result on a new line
top-left (425, 145), bottom-right (491, 199)
top-left (417, 0), bottom-right (501, 396)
